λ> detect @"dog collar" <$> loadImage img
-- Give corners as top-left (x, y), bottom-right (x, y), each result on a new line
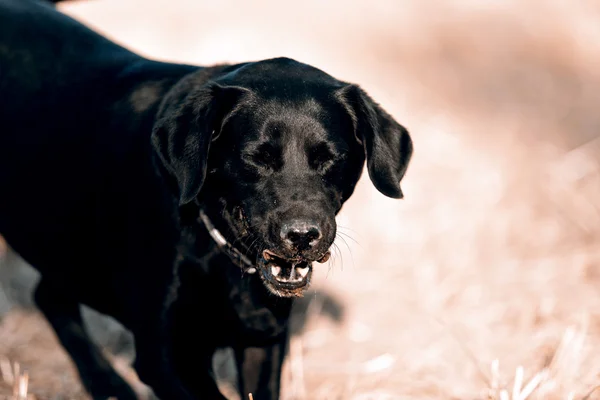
top-left (198, 209), bottom-right (257, 274)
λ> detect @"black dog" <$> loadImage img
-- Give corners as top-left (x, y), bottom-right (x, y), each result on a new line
top-left (0, 0), bottom-right (413, 399)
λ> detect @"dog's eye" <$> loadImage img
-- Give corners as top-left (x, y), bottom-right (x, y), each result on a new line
top-left (257, 150), bottom-right (273, 164)
top-left (243, 145), bottom-right (280, 171)
top-left (309, 143), bottom-right (335, 172)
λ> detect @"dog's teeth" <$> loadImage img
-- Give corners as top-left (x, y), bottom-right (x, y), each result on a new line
top-left (296, 266), bottom-right (310, 278)
top-left (271, 266), bottom-right (281, 276)
top-left (289, 266), bottom-right (296, 280)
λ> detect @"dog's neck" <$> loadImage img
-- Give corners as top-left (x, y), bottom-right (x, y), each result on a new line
top-left (198, 209), bottom-right (257, 274)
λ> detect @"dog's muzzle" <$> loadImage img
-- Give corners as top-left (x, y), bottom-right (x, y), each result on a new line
top-left (199, 209), bottom-right (331, 297)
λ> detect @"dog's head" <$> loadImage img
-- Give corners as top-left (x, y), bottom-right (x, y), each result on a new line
top-left (152, 57), bottom-right (412, 298)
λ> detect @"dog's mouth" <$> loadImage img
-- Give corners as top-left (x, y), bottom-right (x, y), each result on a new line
top-left (258, 249), bottom-right (330, 298)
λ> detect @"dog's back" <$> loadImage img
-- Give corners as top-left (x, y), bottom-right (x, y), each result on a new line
top-left (0, 0), bottom-right (136, 113)
top-left (0, 0), bottom-right (177, 276)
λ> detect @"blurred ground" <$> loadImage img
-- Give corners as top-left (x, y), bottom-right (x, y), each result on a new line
top-left (2, 0), bottom-right (600, 399)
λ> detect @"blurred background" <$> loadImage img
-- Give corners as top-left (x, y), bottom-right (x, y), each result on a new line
top-left (2, 0), bottom-right (600, 399)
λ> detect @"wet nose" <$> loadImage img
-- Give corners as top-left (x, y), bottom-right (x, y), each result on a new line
top-left (280, 220), bottom-right (322, 250)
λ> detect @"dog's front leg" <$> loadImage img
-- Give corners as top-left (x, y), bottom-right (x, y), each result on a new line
top-left (131, 265), bottom-right (226, 399)
top-left (133, 331), bottom-right (208, 400)
top-left (171, 349), bottom-right (227, 400)
top-left (234, 335), bottom-right (288, 400)
top-left (130, 285), bottom-right (199, 399)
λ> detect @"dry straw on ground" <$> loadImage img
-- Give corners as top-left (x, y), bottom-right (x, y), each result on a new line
top-left (1, 357), bottom-right (32, 400)
top-left (2, 0), bottom-right (600, 399)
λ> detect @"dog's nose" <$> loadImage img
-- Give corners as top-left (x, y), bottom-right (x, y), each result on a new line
top-left (280, 220), bottom-right (322, 250)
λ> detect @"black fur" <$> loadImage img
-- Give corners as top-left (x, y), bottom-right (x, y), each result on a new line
top-left (0, 0), bottom-right (413, 399)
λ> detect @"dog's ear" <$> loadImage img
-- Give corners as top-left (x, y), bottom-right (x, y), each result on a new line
top-left (152, 82), bottom-right (249, 205)
top-left (335, 84), bottom-right (413, 199)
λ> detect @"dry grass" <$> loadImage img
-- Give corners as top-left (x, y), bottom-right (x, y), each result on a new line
top-left (2, 0), bottom-right (600, 398)
top-left (1, 356), bottom-right (33, 400)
